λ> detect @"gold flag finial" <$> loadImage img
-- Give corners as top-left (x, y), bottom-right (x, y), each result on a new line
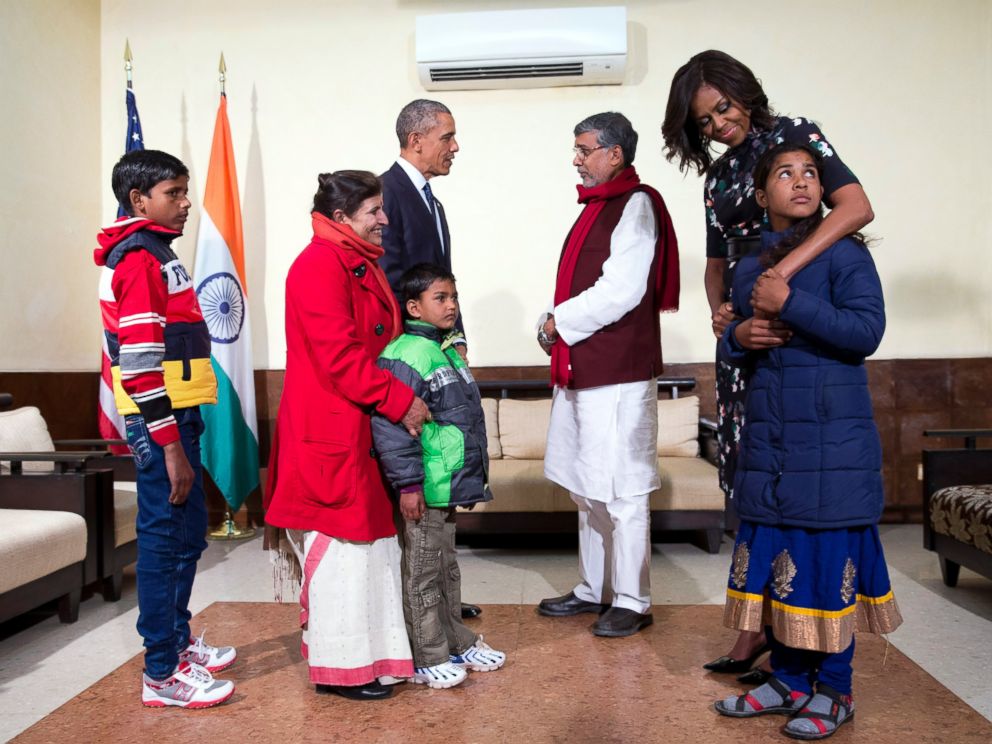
top-left (124, 39), bottom-right (133, 88)
top-left (219, 52), bottom-right (227, 95)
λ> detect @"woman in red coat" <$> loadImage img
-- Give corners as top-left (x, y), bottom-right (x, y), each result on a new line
top-left (265, 170), bottom-right (430, 701)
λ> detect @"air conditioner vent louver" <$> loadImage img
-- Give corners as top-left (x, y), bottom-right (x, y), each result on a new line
top-left (430, 62), bottom-right (584, 82)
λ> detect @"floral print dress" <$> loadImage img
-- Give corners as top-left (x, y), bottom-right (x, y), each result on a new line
top-left (705, 116), bottom-right (859, 498)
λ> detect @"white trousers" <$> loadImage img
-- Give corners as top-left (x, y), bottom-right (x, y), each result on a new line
top-left (570, 491), bottom-right (651, 614)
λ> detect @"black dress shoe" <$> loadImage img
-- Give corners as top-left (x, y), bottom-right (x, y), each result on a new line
top-left (316, 680), bottom-right (394, 701)
top-left (702, 643), bottom-right (769, 673)
top-left (538, 591), bottom-right (608, 617)
top-left (590, 607), bottom-right (654, 637)
top-left (461, 602), bottom-right (482, 619)
top-left (737, 668), bottom-right (772, 685)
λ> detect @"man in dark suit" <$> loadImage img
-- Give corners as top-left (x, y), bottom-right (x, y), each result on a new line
top-left (381, 99), bottom-right (480, 620)
top-left (381, 99), bottom-right (467, 358)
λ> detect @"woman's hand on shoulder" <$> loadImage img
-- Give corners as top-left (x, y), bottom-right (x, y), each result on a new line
top-left (751, 268), bottom-right (791, 315)
top-left (734, 316), bottom-right (792, 350)
top-left (712, 302), bottom-right (738, 339)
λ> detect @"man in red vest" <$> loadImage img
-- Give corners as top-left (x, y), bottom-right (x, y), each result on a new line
top-left (536, 112), bottom-right (680, 637)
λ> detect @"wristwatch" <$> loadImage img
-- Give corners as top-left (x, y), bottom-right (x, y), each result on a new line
top-left (537, 328), bottom-right (558, 346)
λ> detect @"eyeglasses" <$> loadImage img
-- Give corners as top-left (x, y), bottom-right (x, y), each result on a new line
top-left (572, 145), bottom-right (608, 161)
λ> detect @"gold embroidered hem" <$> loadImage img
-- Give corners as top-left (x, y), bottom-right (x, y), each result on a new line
top-left (723, 588), bottom-right (903, 653)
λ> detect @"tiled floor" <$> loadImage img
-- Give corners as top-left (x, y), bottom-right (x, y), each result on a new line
top-left (1, 525), bottom-right (990, 741)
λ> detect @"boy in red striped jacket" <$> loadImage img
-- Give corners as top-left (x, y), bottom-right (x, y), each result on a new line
top-left (95, 150), bottom-right (235, 708)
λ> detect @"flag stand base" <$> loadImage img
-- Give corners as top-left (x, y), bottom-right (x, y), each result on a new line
top-left (208, 511), bottom-right (256, 541)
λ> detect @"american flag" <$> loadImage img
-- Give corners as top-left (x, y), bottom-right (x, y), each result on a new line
top-left (99, 87), bottom-right (145, 451)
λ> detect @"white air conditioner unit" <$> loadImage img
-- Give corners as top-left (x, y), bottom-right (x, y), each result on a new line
top-left (415, 6), bottom-right (627, 91)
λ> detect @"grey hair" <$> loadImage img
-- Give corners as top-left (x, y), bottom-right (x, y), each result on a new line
top-left (574, 112), bottom-right (638, 166)
top-left (396, 99), bottom-right (452, 149)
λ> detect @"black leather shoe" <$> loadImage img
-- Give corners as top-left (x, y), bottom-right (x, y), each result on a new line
top-left (538, 591), bottom-right (607, 617)
top-left (316, 680), bottom-right (394, 701)
top-left (737, 668), bottom-right (773, 686)
top-left (702, 643), bottom-right (770, 673)
top-left (461, 602), bottom-right (482, 619)
top-left (590, 607), bottom-right (654, 637)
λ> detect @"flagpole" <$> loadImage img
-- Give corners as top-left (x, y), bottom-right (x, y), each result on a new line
top-left (124, 40), bottom-right (133, 90)
top-left (207, 51), bottom-right (256, 541)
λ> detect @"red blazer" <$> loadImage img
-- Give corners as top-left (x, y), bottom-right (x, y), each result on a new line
top-left (264, 236), bottom-right (414, 540)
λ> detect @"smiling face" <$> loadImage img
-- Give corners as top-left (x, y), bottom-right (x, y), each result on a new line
top-left (755, 150), bottom-right (824, 232)
top-left (406, 278), bottom-right (459, 330)
top-left (689, 83), bottom-right (751, 148)
top-left (336, 195), bottom-right (388, 245)
top-left (572, 131), bottom-right (624, 187)
top-left (130, 176), bottom-right (191, 233)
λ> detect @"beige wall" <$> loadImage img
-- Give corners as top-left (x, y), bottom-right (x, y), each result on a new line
top-left (3, 1), bottom-right (990, 370)
top-left (1, 0), bottom-right (102, 371)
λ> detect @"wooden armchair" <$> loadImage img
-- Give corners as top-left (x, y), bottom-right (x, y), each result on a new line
top-left (0, 400), bottom-right (137, 601)
top-left (922, 429), bottom-right (992, 586)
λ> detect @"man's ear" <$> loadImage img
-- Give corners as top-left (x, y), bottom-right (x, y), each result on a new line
top-left (755, 189), bottom-right (768, 209)
top-left (406, 298), bottom-right (422, 319)
top-left (407, 131), bottom-right (421, 153)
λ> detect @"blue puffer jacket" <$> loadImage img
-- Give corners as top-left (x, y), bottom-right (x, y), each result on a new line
top-left (720, 230), bottom-right (885, 529)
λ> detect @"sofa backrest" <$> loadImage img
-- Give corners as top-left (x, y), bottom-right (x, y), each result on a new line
top-left (0, 406), bottom-right (55, 473)
top-left (489, 395), bottom-right (700, 460)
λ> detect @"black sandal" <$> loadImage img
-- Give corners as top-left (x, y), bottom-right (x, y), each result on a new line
top-left (714, 676), bottom-right (809, 718)
top-left (783, 684), bottom-right (855, 740)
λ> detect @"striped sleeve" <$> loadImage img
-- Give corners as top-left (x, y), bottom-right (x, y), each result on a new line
top-left (111, 250), bottom-right (179, 445)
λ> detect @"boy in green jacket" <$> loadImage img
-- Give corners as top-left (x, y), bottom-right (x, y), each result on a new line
top-left (372, 263), bottom-right (506, 689)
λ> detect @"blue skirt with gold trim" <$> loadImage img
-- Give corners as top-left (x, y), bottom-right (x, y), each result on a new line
top-left (723, 521), bottom-right (903, 653)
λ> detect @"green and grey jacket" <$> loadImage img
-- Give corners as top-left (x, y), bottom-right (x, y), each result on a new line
top-left (372, 320), bottom-right (493, 508)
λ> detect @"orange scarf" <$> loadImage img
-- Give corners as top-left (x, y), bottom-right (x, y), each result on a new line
top-left (311, 211), bottom-right (402, 335)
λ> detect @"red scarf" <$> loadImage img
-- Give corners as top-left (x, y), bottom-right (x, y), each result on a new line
top-left (551, 166), bottom-right (680, 388)
top-left (311, 211), bottom-right (403, 336)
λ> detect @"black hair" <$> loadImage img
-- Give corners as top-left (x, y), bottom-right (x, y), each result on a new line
top-left (662, 50), bottom-right (777, 176)
top-left (312, 170), bottom-right (381, 219)
top-left (397, 263), bottom-right (456, 318)
top-left (112, 150), bottom-right (189, 216)
top-left (574, 112), bottom-right (638, 166)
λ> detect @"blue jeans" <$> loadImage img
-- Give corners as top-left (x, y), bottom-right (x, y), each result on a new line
top-left (125, 407), bottom-right (208, 680)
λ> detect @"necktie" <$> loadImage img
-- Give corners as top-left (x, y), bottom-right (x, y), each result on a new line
top-left (422, 182), bottom-right (438, 222)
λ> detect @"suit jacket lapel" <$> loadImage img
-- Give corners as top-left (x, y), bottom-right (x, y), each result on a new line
top-left (393, 162), bottom-right (445, 261)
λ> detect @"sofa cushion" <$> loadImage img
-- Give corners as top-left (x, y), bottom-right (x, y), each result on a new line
top-left (0, 406), bottom-right (55, 473)
top-left (654, 456), bottom-right (725, 510)
top-left (480, 397), bottom-right (502, 460)
top-left (0, 508), bottom-right (86, 594)
top-left (113, 482), bottom-right (139, 547)
top-left (657, 396), bottom-right (700, 457)
top-left (478, 459), bottom-right (564, 511)
top-left (498, 398), bottom-right (552, 460)
top-left (929, 484), bottom-right (992, 556)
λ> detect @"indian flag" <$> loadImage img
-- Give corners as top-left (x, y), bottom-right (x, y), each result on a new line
top-left (193, 93), bottom-right (259, 512)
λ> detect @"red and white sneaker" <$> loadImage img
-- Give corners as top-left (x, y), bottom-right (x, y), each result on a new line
top-left (179, 630), bottom-right (237, 673)
top-left (142, 661), bottom-right (235, 709)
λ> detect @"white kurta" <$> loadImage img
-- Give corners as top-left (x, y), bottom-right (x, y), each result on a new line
top-left (544, 192), bottom-right (661, 503)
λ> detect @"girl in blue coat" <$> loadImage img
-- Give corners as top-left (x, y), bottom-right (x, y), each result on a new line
top-left (713, 143), bottom-right (902, 740)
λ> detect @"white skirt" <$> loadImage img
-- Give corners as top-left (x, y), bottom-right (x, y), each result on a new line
top-left (290, 530), bottom-right (413, 686)
top-left (544, 379), bottom-right (660, 503)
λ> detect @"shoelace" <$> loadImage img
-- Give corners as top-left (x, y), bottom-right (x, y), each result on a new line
top-left (189, 628), bottom-right (213, 656)
top-left (179, 662), bottom-right (214, 686)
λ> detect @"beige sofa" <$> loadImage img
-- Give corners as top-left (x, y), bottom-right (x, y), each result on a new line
top-left (458, 385), bottom-right (727, 553)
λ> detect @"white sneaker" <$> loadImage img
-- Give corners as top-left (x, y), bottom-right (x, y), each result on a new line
top-left (179, 630), bottom-right (237, 672)
top-left (411, 661), bottom-right (468, 689)
top-left (449, 635), bottom-right (506, 672)
top-left (141, 661), bottom-right (235, 708)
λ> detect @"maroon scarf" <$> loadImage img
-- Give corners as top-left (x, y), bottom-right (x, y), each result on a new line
top-left (551, 166), bottom-right (680, 388)
top-left (311, 211), bottom-right (402, 335)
